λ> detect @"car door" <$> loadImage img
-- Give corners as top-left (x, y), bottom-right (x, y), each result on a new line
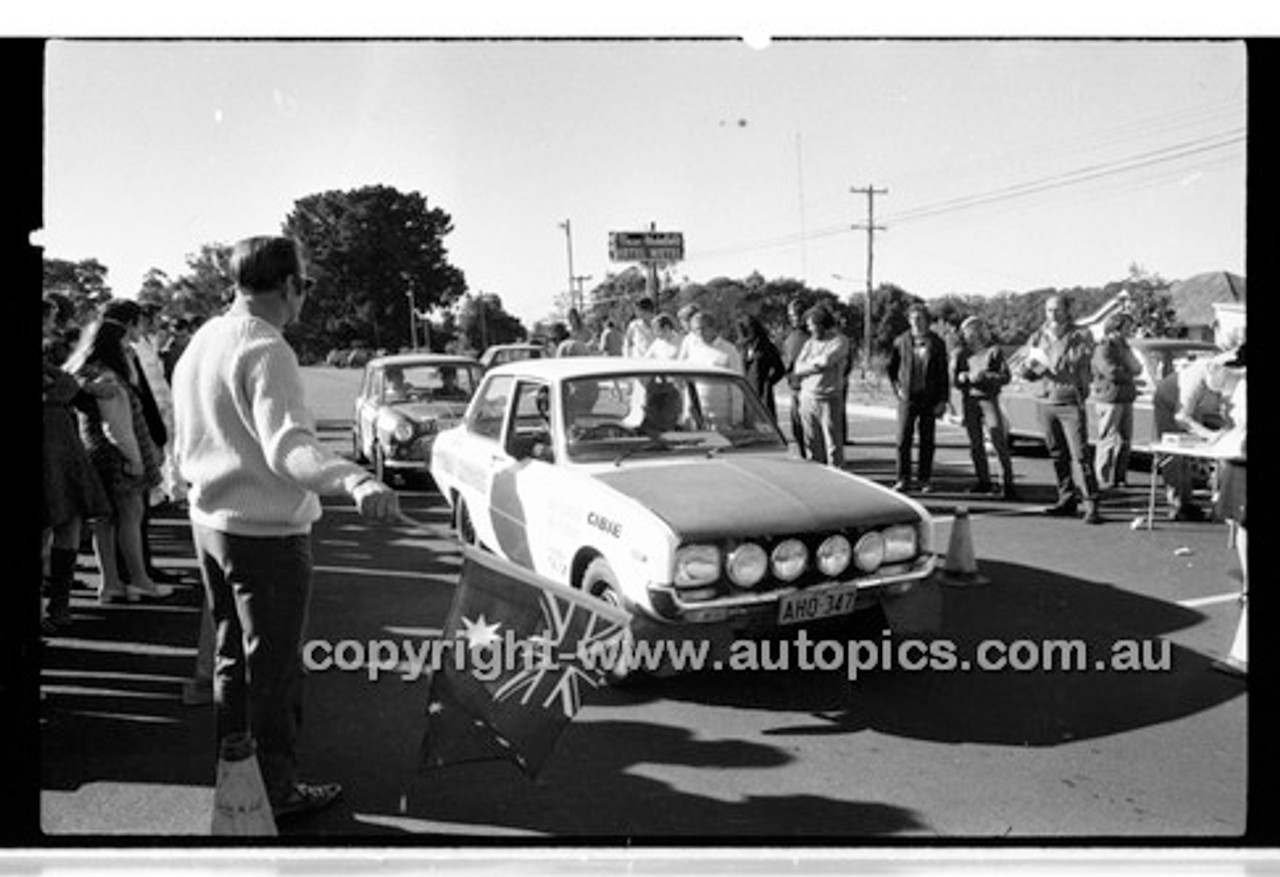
top-left (449, 374), bottom-right (515, 553)
top-left (487, 379), bottom-right (558, 572)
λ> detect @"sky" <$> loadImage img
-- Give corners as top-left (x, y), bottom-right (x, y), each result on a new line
top-left (39, 31), bottom-right (1249, 325)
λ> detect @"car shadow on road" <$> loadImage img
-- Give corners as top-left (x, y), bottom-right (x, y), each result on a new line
top-left (616, 559), bottom-right (1244, 748)
top-left (374, 718), bottom-right (925, 839)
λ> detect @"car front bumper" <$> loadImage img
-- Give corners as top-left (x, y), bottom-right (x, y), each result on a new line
top-left (644, 555), bottom-right (937, 629)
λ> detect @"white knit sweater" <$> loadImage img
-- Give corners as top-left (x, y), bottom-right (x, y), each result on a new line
top-left (172, 313), bottom-right (367, 536)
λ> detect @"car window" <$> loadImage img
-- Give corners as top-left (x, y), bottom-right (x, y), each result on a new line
top-left (467, 375), bottom-right (513, 442)
top-left (505, 381), bottom-right (554, 460)
top-left (562, 372), bottom-right (786, 463)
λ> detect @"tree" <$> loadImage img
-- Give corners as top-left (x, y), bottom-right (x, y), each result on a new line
top-left (455, 293), bottom-right (526, 354)
top-left (284, 185), bottom-right (468, 359)
top-left (42, 257), bottom-right (112, 323)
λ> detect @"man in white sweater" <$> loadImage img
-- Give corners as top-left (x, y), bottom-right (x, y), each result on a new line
top-left (172, 235), bottom-right (399, 823)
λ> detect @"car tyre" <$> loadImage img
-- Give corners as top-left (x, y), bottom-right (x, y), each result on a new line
top-left (582, 558), bottom-right (641, 686)
top-left (454, 497), bottom-right (479, 547)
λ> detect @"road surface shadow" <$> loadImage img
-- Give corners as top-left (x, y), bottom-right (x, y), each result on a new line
top-left (620, 559), bottom-right (1244, 747)
top-left (370, 718), bottom-right (924, 840)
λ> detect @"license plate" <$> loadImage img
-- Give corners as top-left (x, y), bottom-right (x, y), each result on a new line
top-left (777, 584), bottom-right (860, 625)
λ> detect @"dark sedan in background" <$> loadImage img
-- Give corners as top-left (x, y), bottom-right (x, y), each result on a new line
top-left (352, 353), bottom-right (484, 484)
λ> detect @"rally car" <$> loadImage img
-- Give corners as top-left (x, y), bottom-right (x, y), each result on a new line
top-left (352, 353), bottom-right (483, 484)
top-left (429, 357), bottom-right (936, 655)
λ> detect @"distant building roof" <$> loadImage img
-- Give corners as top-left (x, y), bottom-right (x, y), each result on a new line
top-left (1169, 271), bottom-right (1246, 326)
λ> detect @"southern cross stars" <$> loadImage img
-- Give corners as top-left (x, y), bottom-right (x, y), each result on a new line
top-left (459, 614), bottom-right (502, 649)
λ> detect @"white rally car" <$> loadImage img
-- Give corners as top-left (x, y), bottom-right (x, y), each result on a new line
top-left (430, 358), bottom-right (936, 650)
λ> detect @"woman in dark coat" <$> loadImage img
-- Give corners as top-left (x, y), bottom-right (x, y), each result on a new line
top-left (738, 316), bottom-right (786, 418)
top-left (43, 296), bottom-right (112, 628)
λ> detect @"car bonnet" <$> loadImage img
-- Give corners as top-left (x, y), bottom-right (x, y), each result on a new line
top-left (592, 456), bottom-right (919, 541)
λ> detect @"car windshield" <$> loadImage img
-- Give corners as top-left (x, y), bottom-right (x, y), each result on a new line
top-left (560, 372), bottom-right (787, 463)
top-left (381, 364), bottom-right (479, 403)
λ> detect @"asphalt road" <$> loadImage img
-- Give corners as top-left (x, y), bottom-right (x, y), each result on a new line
top-left (36, 366), bottom-right (1248, 841)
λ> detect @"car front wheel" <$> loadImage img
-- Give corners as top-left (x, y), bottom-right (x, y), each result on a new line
top-left (582, 558), bottom-right (640, 685)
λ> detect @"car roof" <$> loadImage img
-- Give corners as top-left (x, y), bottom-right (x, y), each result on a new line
top-left (367, 353), bottom-right (481, 369)
top-left (483, 356), bottom-right (741, 380)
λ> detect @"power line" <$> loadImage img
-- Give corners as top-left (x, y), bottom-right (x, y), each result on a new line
top-left (684, 127), bottom-right (1244, 264)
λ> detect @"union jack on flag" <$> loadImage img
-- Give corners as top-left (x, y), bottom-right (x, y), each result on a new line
top-left (421, 547), bottom-right (631, 777)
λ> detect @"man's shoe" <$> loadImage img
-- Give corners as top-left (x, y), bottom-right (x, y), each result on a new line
top-left (918, 482), bottom-right (934, 494)
top-left (47, 606), bottom-right (74, 627)
top-left (1081, 501), bottom-right (1102, 525)
top-left (968, 481), bottom-right (994, 494)
top-left (1170, 504), bottom-right (1208, 523)
top-left (273, 782), bottom-right (343, 821)
top-left (1001, 484), bottom-right (1021, 501)
top-left (1043, 500), bottom-right (1079, 517)
top-left (891, 480), bottom-right (912, 492)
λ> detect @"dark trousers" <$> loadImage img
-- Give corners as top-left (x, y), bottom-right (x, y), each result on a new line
top-left (1037, 401), bottom-right (1099, 504)
top-left (896, 396), bottom-right (938, 483)
top-left (962, 396), bottom-right (1014, 487)
top-left (192, 523), bottom-right (312, 804)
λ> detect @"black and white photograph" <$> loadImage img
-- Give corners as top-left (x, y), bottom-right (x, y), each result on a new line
top-left (15, 7), bottom-right (1274, 870)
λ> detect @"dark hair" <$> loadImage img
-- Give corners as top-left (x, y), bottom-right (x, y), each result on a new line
top-left (101, 298), bottom-right (143, 327)
top-left (68, 317), bottom-right (133, 381)
top-left (906, 302), bottom-right (931, 321)
top-left (230, 236), bottom-right (304, 294)
top-left (738, 315), bottom-right (766, 342)
top-left (804, 304), bottom-right (836, 332)
top-left (654, 313), bottom-right (675, 332)
top-left (636, 297), bottom-right (655, 313)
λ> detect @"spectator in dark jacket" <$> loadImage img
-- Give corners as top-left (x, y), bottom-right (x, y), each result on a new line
top-left (953, 315), bottom-right (1017, 499)
top-left (1090, 312), bottom-right (1143, 491)
top-left (1021, 294), bottom-right (1101, 523)
top-left (887, 304), bottom-right (949, 492)
top-left (738, 315), bottom-right (785, 418)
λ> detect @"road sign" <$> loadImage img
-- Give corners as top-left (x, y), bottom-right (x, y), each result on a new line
top-left (608, 231), bottom-right (684, 263)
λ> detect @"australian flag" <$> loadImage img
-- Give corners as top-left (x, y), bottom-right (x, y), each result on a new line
top-left (421, 547), bottom-right (632, 777)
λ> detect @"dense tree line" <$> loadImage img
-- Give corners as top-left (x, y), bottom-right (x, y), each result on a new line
top-left (43, 182), bottom-right (1185, 366)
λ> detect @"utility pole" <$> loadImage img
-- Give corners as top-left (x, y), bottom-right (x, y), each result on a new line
top-left (851, 185), bottom-right (887, 378)
top-left (571, 274), bottom-right (592, 313)
top-left (558, 219), bottom-right (577, 313)
top-left (404, 289), bottom-right (417, 350)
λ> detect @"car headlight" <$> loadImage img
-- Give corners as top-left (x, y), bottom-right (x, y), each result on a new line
top-left (392, 420), bottom-right (415, 443)
top-left (853, 531), bottom-right (885, 573)
top-left (816, 534), bottom-right (852, 578)
top-left (771, 538), bottom-right (808, 582)
top-left (674, 544), bottom-right (720, 587)
top-left (882, 524), bottom-right (918, 563)
top-left (726, 543), bottom-right (768, 589)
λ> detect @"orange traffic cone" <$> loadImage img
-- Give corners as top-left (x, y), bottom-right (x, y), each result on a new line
top-left (937, 506), bottom-right (989, 587)
top-left (1211, 601), bottom-right (1247, 678)
top-left (211, 733), bottom-right (278, 836)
